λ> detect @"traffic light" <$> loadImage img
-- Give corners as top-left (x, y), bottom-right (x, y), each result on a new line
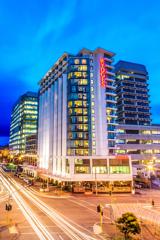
top-left (5, 204), bottom-right (12, 211)
top-left (97, 205), bottom-right (101, 213)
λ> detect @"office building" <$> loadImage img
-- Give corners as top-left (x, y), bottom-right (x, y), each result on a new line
top-left (9, 92), bottom-right (38, 155)
top-left (115, 61), bottom-right (151, 125)
top-left (116, 124), bottom-right (160, 163)
top-left (24, 134), bottom-right (38, 165)
top-left (38, 48), bottom-right (132, 192)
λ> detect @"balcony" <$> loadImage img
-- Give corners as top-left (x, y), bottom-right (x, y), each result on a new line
top-left (117, 133), bottom-right (160, 140)
top-left (116, 143), bottom-right (160, 150)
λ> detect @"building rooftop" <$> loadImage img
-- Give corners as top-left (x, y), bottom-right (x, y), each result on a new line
top-left (40, 47), bottom-right (115, 84)
top-left (115, 60), bottom-right (147, 74)
top-left (12, 91), bottom-right (38, 111)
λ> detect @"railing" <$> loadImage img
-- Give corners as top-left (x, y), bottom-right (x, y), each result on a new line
top-left (117, 133), bottom-right (160, 140)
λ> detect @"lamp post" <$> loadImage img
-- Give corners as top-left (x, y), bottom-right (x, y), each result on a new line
top-left (95, 167), bottom-right (98, 196)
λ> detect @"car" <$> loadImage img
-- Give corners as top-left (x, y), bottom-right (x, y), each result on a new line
top-left (19, 174), bottom-right (24, 179)
top-left (23, 178), bottom-right (30, 184)
top-left (134, 184), bottom-right (142, 189)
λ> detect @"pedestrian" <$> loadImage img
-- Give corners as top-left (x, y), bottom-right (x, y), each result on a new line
top-left (152, 199), bottom-right (154, 207)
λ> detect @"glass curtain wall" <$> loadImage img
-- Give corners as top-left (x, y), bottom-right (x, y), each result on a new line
top-left (67, 57), bottom-right (91, 156)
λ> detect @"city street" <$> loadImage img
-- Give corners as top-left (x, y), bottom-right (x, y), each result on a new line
top-left (0, 169), bottom-right (105, 240)
top-left (1, 169), bottom-right (160, 239)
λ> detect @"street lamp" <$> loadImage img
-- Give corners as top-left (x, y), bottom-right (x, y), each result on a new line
top-left (93, 167), bottom-right (98, 195)
top-left (147, 163), bottom-right (154, 179)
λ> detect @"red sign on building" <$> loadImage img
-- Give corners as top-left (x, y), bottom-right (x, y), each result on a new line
top-left (100, 58), bottom-right (107, 88)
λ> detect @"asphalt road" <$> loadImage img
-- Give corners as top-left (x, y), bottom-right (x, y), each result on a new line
top-left (0, 170), bottom-right (105, 240)
top-left (1, 170), bottom-right (160, 240)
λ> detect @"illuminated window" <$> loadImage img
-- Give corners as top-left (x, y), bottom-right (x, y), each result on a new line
top-left (92, 133), bottom-right (95, 138)
top-left (91, 80), bottom-right (94, 84)
top-left (83, 109), bottom-right (88, 115)
top-left (84, 116), bottom-right (88, 123)
top-left (92, 166), bottom-right (107, 174)
top-left (91, 109), bottom-right (95, 114)
top-left (107, 109), bottom-right (111, 115)
top-left (68, 109), bottom-right (72, 114)
top-left (78, 116), bottom-right (83, 122)
top-left (78, 65), bottom-right (87, 71)
top-left (68, 72), bottom-right (73, 79)
top-left (91, 87), bottom-right (94, 92)
top-left (75, 166), bottom-right (90, 174)
top-left (91, 102), bottom-right (95, 106)
top-left (109, 166), bottom-right (130, 174)
top-left (117, 129), bottom-right (125, 134)
top-left (78, 133), bottom-right (83, 138)
top-left (144, 150), bottom-right (152, 153)
top-left (82, 72), bottom-right (87, 78)
top-left (74, 101), bottom-right (82, 107)
top-left (92, 125), bottom-right (95, 130)
top-left (84, 149), bottom-right (89, 155)
top-left (68, 101), bottom-right (73, 107)
top-left (75, 108), bottom-right (82, 114)
top-left (78, 79), bottom-right (88, 85)
top-left (74, 72), bottom-right (82, 78)
top-left (154, 150), bottom-right (160, 153)
top-left (68, 133), bottom-right (72, 139)
top-left (152, 131), bottom-right (160, 134)
top-left (92, 141), bottom-right (96, 146)
top-left (90, 73), bottom-right (94, 78)
top-left (82, 59), bottom-right (87, 64)
top-left (74, 59), bottom-right (80, 64)
top-left (84, 141), bottom-right (89, 147)
top-left (84, 125), bottom-right (88, 131)
top-left (83, 101), bottom-right (87, 107)
top-left (92, 117), bottom-right (95, 122)
top-left (91, 94), bottom-right (94, 99)
top-left (107, 116), bottom-right (111, 123)
top-left (92, 149), bottom-right (96, 154)
top-left (142, 130), bottom-right (151, 134)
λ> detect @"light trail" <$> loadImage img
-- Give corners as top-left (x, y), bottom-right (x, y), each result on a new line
top-left (1, 170), bottom-right (102, 240)
top-left (21, 185), bottom-right (101, 240)
top-left (0, 172), bottom-right (55, 240)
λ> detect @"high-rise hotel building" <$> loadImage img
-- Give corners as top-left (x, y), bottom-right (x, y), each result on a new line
top-left (9, 92), bottom-right (38, 155)
top-left (38, 48), bottom-right (132, 192)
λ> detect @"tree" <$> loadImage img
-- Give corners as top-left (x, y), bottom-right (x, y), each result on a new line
top-left (116, 212), bottom-right (141, 240)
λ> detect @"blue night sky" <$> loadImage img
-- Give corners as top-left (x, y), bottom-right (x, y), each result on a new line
top-left (0, 0), bottom-right (160, 145)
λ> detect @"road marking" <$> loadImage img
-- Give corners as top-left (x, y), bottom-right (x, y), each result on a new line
top-left (21, 232), bottom-right (37, 234)
top-left (68, 198), bottom-right (110, 220)
top-left (58, 235), bottom-right (64, 240)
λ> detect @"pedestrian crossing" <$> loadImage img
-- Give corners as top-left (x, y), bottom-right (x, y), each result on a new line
top-left (143, 202), bottom-right (160, 210)
top-left (110, 203), bottom-right (160, 225)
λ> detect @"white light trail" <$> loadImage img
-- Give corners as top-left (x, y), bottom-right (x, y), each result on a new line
top-left (1, 169), bottom-right (103, 240)
top-left (16, 181), bottom-right (99, 240)
top-left (0, 172), bottom-right (55, 240)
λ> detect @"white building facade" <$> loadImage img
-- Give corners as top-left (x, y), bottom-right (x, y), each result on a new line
top-left (38, 48), bottom-right (132, 192)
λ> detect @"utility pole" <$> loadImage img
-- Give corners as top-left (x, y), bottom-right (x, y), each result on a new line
top-left (5, 196), bottom-right (12, 225)
top-left (95, 167), bottom-right (98, 195)
top-left (97, 204), bottom-right (103, 230)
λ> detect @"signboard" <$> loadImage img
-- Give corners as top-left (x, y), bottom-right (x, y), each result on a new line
top-left (115, 155), bottom-right (129, 160)
top-left (100, 58), bottom-right (107, 88)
